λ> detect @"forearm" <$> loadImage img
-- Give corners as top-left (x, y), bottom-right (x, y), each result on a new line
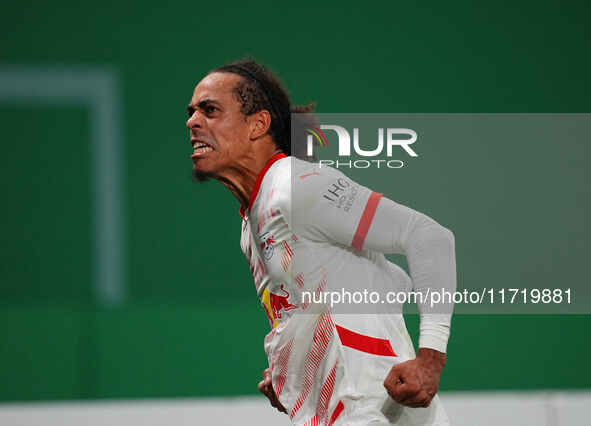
top-left (418, 315), bottom-right (452, 353)
top-left (406, 219), bottom-right (455, 353)
top-left (364, 198), bottom-right (457, 353)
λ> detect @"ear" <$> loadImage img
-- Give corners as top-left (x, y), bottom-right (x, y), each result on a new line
top-left (249, 109), bottom-right (272, 140)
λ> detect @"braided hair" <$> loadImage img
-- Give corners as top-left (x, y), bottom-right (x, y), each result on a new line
top-left (211, 58), bottom-right (317, 159)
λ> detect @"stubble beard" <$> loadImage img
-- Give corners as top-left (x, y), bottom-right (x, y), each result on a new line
top-left (192, 164), bottom-right (215, 183)
top-left (190, 136), bottom-right (218, 183)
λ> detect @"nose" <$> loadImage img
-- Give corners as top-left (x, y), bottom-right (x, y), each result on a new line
top-left (186, 111), bottom-right (204, 130)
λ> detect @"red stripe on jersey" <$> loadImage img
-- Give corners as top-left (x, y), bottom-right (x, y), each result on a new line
top-left (335, 324), bottom-right (397, 357)
top-left (295, 273), bottom-right (305, 288)
top-left (273, 338), bottom-right (294, 397)
top-left (299, 172), bottom-right (320, 179)
top-left (290, 313), bottom-right (335, 419)
top-left (238, 152), bottom-right (287, 218)
top-left (316, 361), bottom-right (338, 424)
top-left (328, 401), bottom-right (345, 426)
top-left (281, 240), bottom-right (293, 271)
top-left (283, 240), bottom-right (294, 257)
top-left (351, 191), bottom-right (383, 251)
top-left (304, 415), bottom-right (319, 426)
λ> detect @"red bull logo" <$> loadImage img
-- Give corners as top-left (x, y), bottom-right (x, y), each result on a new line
top-left (262, 284), bottom-right (298, 328)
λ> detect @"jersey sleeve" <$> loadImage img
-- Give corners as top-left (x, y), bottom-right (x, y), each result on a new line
top-left (288, 162), bottom-right (456, 353)
top-left (289, 164), bottom-right (383, 247)
top-left (364, 196), bottom-right (456, 352)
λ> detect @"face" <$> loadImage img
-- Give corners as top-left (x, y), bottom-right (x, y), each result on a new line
top-left (186, 72), bottom-right (252, 181)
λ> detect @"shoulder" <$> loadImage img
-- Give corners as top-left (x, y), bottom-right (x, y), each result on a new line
top-left (259, 157), bottom-right (333, 225)
top-left (265, 156), bottom-right (349, 207)
top-left (276, 158), bottom-right (372, 223)
top-left (292, 159), bottom-right (366, 211)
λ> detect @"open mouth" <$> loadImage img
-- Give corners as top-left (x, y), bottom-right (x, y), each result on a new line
top-left (191, 140), bottom-right (214, 156)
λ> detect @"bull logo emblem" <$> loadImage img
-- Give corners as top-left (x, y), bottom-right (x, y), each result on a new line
top-left (262, 284), bottom-right (298, 328)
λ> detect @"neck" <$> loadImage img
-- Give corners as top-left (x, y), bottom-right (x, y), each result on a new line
top-left (216, 144), bottom-right (282, 212)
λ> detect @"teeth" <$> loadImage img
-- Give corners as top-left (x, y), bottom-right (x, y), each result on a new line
top-left (193, 146), bottom-right (213, 154)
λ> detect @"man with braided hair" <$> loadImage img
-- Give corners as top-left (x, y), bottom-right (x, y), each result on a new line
top-left (187, 59), bottom-right (455, 425)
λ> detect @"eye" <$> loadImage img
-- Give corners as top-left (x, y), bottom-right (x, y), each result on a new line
top-left (205, 105), bottom-right (217, 114)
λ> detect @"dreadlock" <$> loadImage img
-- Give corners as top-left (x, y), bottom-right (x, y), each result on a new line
top-left (211, 58), bottom-right (318, 160)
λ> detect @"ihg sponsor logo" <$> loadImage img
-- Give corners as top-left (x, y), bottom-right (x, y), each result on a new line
top-left (306, 125), bottom-right (418, 169)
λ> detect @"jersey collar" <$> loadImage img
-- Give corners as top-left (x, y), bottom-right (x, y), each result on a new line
top-left (239, 152), bottom-right (287, 219)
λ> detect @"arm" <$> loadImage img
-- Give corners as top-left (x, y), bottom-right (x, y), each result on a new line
top-left (293, 166), bottom-right (456, 352)
top-left (364, 196), bottom-right (456, 353)
top-left (363, 197), bottom-right (456, 407)
top-left (291, 165), bottom-right (456, 407)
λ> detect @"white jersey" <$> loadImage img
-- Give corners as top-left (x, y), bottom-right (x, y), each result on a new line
top-left (239, 153), bottom-right (452, 426)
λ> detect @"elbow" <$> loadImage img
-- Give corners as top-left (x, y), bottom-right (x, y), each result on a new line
top-left (403, 212), bottom-right (456, 255)
top-left (409, 222), bottom-right (455, 254)
top-left (437, 226), bottom-right (456, 255)
top-left (441, 227), bottom-right (455, 248)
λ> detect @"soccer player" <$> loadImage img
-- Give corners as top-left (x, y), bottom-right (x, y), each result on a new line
top-left (187, 59), bottom-right (456, 426)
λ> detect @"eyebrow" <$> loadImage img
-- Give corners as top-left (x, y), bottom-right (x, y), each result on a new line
top-left (187, 98), bottom-right (222, 114)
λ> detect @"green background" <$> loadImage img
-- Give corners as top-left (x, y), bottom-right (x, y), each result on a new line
top-left (1, 0), bottom-right (589, 401)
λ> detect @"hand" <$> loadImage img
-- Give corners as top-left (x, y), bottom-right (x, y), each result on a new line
top-left (258, 368), bottom-right (288, 414)
top-left (383, 348), bottom-right (446, 408)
